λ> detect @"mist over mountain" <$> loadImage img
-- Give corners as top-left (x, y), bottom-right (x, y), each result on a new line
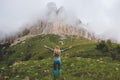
top-left (29, 2), bottom-right (94, 39)
top-left (98, 28), bottom-right (120, 43)
top-left (0, 2), bottom-right (119, 41)
top-left (0, 2), bottom-right (96, 44)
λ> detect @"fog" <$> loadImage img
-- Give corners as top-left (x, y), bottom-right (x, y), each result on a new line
top-left (0, 0), bottom-right (120, 42)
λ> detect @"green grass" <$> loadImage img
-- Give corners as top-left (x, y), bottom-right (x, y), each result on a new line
top-left (1, 57), bottom-right (120, 80)
top-left (0, 34), bottom-right (120, 80)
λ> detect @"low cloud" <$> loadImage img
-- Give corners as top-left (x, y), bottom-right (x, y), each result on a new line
top-left (0, 0), bottom-right (120, 42)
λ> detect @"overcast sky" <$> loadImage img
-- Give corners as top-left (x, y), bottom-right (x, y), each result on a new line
top-left (0, 0), bottom-right (120, 41)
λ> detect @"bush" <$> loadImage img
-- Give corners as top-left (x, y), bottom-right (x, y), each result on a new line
top-left (96, 40), bottom-right (120, 61)
top-left (110, 45), bottom-right (120, 61)
top-left (96, 40), bottom-right (112, 52)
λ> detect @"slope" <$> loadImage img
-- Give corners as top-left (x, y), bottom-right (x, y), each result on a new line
top-left (0, 34), bottom-right (120, 80)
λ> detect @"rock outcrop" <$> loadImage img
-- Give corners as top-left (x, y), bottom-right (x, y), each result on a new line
top-left (0, 2), bottom-right (96, 45)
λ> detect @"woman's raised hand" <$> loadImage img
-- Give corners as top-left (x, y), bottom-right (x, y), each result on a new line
top-left (44, 45), bottom-right (48, 48)
top-left (68, 45), bottom-right (72, 49)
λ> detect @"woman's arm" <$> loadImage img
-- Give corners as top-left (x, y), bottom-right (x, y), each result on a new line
top-left (44, 45), bottom-right (54, 52)
top-left (61, 46), bottom-right (72, 52)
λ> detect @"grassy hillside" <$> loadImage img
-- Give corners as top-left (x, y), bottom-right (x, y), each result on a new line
top-left (0, 34), bottom-right (120, 80)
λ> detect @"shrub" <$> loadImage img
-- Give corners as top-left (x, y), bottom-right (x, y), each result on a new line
top-left (96, 40), bottom-right (112, 52)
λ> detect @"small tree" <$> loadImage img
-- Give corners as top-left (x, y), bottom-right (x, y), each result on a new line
top-left (96, 40), bottom-right (113, 52)
top-left (107, 39), bottom-right (112, 46)
top-left (96, 40), bottom-right (120, 60)
top-left (111, 45), bottom-right (120, 61)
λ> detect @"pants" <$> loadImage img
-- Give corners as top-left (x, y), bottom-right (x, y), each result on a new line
top-left (53, 60), bottom-right (61, 76)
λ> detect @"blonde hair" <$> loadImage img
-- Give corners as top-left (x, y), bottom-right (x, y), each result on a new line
top-left (54, 46), bottom-right (60, 55)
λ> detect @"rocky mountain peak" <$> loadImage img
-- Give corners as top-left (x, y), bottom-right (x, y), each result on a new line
top-left (27, 2), bottom-right (96, 40)
top-left (0, 2), bottom-right (96, 45)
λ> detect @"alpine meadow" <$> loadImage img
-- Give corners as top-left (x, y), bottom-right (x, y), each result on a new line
top-left (0, 0), bottom-right (120, 80)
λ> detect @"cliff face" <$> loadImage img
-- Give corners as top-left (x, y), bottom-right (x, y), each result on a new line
top-left (28, 2), bottom-right (96, 40)
top-left (29, 20), bottom-right (95, 40)
top-left (0, 2), bottom-right (96, 45)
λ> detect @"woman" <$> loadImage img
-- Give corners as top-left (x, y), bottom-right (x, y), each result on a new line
top-left (44, 45), bottom-right (72, 79)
